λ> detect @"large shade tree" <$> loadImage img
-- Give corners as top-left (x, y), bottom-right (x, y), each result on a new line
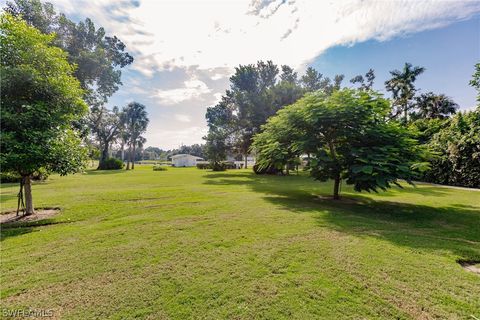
top-left (0, 13), bottom-right (88, 214)
top-left (4, 0), bottom-right (134, 108)
top-left (253, 89), bottom-right (427, 199)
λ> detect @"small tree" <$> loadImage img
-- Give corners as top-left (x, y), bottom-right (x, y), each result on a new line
top-left (0, 14), bottom-right (88, 214)
top-left (253, 89), bottom-right (427, 199)
top-left (204, 131), bottom-right (228, 171)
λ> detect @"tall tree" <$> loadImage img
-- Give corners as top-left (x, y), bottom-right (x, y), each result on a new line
top-left (4, 0), bottom-right (134, 108)
top-left (469, 62), bottom-right (480, 104)
top-left (413, 92), bottom-right (458, 120)
top-left (301, 67), bottom-right (323, 92)
top-left (385, 62), bottom-right (425, 123)
top-left (0, 13), bottom-right (88, 214)
top-left (89, 106), bottom-right (122, 169)
top-left (350, 69), bottom-right (375, 91)
top-left (122, 102), bottom-right (149, 170)
top-left (253, 89), bottom-right (427, 199)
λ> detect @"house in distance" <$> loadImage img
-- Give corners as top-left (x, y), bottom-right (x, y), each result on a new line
top-left (171, 154), bottom-right (204, 167)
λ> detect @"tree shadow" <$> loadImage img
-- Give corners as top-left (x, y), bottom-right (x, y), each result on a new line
top-left (1, 219), bottom-right (70, 241)
top-left (203, 173), bottom-right (480, 260)
top-left (86, 169), bottom-right (126, 175)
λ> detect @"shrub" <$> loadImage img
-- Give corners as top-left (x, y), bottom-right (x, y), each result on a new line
top-left (196, 163), bottom-right (210, 169)
top-left (153, 165), bottom-right (167, 171)
top-left (1, 169), bottom-right (50, 183)
top-left (0, 171), bottom-right (21, 183)
top-left (222, 161), bottom-right (236, 169)
top-left (253, 164), bottom-right (282, 175)
top-left (99, 158), bottom-right (124, 170)
top-left (211, 162), bottom-right (226, 171)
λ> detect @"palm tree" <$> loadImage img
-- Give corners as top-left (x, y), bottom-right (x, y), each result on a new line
top-left (385, 63), bottom-right (425, 123)
top-left (413, 92), bottom-right (458, 120)
top-left (121, 102), bottom-right (149, 170)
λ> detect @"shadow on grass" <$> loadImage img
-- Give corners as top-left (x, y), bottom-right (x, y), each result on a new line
top-left (204, 172), bottom-right (480, 260)
top-left (0, 219), bottom-right (70, 242)
top-left (86, 169), bottom-right (126, 175)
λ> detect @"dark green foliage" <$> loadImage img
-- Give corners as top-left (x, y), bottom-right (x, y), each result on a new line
top-left (470, 62), bottom-right (480, 104)
top-left (253, 89), bottom-right (427, 198)
top-left (385, 63), bottom-right (425, 123)
top-left (153, 165), bottom-right (167, 171)
top-left (99, 158), bottom-right (124, 170)
top-left (196, 163), bottom-right (211, 169)
top-left (412, 92), bottom-right (458, 120)
top-left (0, 13), bottom-right (88, 177)
top-left (121, 102), bottom-right (149, 170)
top-left (423, 109), bottom-right (480, 188)
top-left (252, 164), bottom-right (281, 175)
top-left (4, 0), bottom-right (133, 107)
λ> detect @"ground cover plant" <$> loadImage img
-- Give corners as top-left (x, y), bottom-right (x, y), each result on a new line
top-left (1, 166), bottom-right (479, 319)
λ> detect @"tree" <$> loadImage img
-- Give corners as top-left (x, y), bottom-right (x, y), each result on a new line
top-left (121, 102), bottom-right (149, 170)
top-left (253, 89), bottom-right (426, 199)
top-left (469, 62), bottom-right (480, 104)
top-left (0, 13), bottom-right (88, 214)
top-left (385, 63), bottom-right (425, 123)
top-left (301, 67), bottom-right (323, 92)
top-left (88, 106), bottom-right (122, 169)
top-left (4, 0), bottom-right (134, 107)
top-left (423, 108), bottom-right (480, 188)
top-left (412, 92), bottom-right (458, 120)
top-left (204, 131), bottom-right (228, 171)
top-left (350, 69), bottom-right (375, 91)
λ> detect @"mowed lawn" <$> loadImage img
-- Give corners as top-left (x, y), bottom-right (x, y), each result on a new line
top-left (1, 166), bottom-right (479, 319)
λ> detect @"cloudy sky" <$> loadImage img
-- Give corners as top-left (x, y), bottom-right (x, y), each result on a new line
top-left (12, 0), bottom-right (480, 149)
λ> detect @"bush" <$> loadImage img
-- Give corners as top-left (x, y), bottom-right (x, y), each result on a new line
top-left (196, 163), bottom-right (210, 169)
top-left (0, 171), bottom-right (21, 183)
top-left (211, 162), bottom-right (226, 171)
top-left (253, 164), bottom-right (282, 175)
top-left (222, 161), bottom-right (236, 169)
top-left (1, 169), bottom-right (50, 183)
top-left (153, 165), bottom-right (167, 171)
top-left (99, 158), bottom-right (124, 170)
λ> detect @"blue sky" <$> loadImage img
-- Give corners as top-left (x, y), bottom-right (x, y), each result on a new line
top-left (5, 0), bottom-right (479, 149)
top-left (311, 17), bottom-right (479, 110)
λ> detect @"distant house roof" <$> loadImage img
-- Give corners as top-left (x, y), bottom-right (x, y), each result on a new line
top-left (171, 154), bottom-right (204, 160)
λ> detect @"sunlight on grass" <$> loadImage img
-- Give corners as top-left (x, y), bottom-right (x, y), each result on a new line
top-left (1, 166), bottom-right (479, 319)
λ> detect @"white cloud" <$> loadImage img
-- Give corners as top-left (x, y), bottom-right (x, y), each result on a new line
top-left (174, 114), bottom-right (191, 123)
top-left (27, 0), bottom-right (480, 148)
top-left (48, 0), bottom-right (480, 78)
top-left (153, 78), bottom-right (211, 104)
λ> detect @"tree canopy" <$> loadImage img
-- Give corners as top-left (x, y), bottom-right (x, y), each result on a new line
top-left (4, 0), bottom-right (134, 108)
top-left (0, 13), bottom-right (88, 214)
top-left (252, 89), bottom-right (427, 199)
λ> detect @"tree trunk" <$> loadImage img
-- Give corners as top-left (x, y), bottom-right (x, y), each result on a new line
top-left (23, 175), bottom-right (34, 215)
top-left (132, 145), bottom-right (136, 170)
top-left (126, 145), bottom-right (131, 170)
top-left (285, 164), bottom-right (290, 175)
top-left (244, 154), bottom-right (248, 169)
top-left (99, 144), bottom-right (109, 169)
top-left (333, 173), bottom-right (341, 200)
top-left (121, 143), bottom-right (125, 162)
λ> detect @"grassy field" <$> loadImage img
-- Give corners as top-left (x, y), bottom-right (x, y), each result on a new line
top-left (1, 166), bottom-right (479, 319)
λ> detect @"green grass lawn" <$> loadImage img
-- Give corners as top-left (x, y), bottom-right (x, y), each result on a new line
top-left (1, 166), bottom-right (479, 319)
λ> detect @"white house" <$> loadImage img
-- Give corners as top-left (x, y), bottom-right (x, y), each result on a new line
top-left (171, 154), bottom-right (204, 167)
